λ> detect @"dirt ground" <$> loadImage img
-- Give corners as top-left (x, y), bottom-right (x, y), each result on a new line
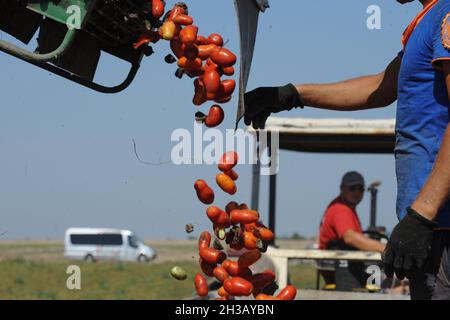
top-left (0, 239), bottom-right (315, 262)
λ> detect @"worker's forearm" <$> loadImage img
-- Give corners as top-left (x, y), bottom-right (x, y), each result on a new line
top-left (296, 75), bottom-right (384, 111)
top-left (412, 124), bottom-right (450, 221)
top-left (296, 56), bottom-right (401, 111)
top-left (344, 231), bottom-right (386, 253)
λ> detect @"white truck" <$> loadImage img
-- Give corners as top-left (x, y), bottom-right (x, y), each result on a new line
top-left (64, 228), bottom-right (156, 262)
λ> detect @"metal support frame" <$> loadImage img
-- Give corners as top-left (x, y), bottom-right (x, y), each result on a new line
top-left (268, 174), bottom-right (277, 246)
top-left (251, 131), bottom-right (277, 246)
top-left (0, 0), bottom-right (144, 93)
top-left (368, 182), bottom-right (381, 231)
top-left (0, 27), bottom-right (144, 93)
top-left (30, 58), bottom-right (141, 94)
top-left (251, 162), bottom-right (261, 212)
top-left (0, 28), bottom-right (76, 63)
top-left (268, 132), bottom-right (277, 246)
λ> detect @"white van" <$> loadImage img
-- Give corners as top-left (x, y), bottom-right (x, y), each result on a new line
top-left (64, 228), bottom-right (156, 262)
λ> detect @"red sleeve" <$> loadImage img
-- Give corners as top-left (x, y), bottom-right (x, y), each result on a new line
top-left (330, 206), bottom-right (361, 240)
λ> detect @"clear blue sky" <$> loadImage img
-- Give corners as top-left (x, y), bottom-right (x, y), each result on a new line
top-left (0, 0), bottom-right (423, 240)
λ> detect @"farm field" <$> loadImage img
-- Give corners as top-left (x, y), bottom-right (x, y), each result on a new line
top-left (0, 240), bottom-right (317, 300)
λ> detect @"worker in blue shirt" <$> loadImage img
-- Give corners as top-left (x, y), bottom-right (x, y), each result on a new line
top-left (245, 0), bottom-right (450, 299)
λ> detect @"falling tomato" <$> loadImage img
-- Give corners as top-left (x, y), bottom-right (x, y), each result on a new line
top-left (194, 273), bottom-right (209, 297)
top-left (216, 173), bottom-right (237, 195)
top-left (204, 105), bottom-right (224, 128)
top-left (194, 179), bottom-right (214, 204)
top-left (207, 34), bottom-right (224, 47)
top-left (218, 151), bottom-right (238, 172)
top-left (223, 277), bottom-right (253, 297)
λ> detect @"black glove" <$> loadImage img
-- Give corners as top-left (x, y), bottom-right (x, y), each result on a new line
top-left (383, 207), bottom-right (437, 280)
top-left (244, 84), bottom-right (304, 130)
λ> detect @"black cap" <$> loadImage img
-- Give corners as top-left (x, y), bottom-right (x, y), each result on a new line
top-left (341, 171), bottom-right (365, 187)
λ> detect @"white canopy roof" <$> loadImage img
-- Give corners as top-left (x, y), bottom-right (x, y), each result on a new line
top-left (250, 117), bottom-right (396, 154)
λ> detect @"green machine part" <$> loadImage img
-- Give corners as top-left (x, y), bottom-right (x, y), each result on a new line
top-left (0, 0), bottom-right (150, 93)
top-left (0, 0), bottom-right (98, 63)
top-left (26, 0), bottom-right (94, 29)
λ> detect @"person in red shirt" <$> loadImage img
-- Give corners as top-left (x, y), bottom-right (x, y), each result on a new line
top-left (319, 172), bottom-right (386, 253)
top-left (319, 172), bottom-right (386, 287)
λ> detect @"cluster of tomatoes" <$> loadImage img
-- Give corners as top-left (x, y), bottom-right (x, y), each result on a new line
top-left (133, 1), bottom-right (236, 128)
top-left (133, 1), bottom-right (296, 301)
top-left (194, 151), bottom-right (297, 300)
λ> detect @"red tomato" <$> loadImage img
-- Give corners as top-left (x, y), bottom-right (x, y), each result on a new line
top-left (217, 286), bottom-right (228, 297)
top-left (230, 210), bottom-right (259, 224)
top-left (152, 0), bottom-right (165, 19)
top-left (206, 58), bottom-right (219, 68)
top-left (183, 44), bottom-right (199, 60)
top-left (177, 56), bottom-right (187, 68)
top-left (225, 201), bottom-right (239, 215)
top-left (170, 38), bottom-right (184, 58)
top-left (194, 273), bottom-right (209, 297)
top-left (206, 206), bottom-right (222, 223)
top-left (196, 35), bottom-right (209, 45)
top-left (204, 105), bottom-right (224, 128)
top-left (194, 179), bottom-right (214, 204)
top-left (224, 277), bottom-right (253, 297)
top-left (198, 44), bottom-right (220, 61)
top-left (173, 14), bottom-right (193, 26)
top-left (207, 34), bottom-right (224, 47)
top-left (193, 78), bottom-right (207, 106)
top-left (198, 231), bottom-right (212, 250)
top-left (216, 173), bottom-right (237, 195)
top-left (206, 206), bottom-right (231, 227)
top-left (210, 48), bottom-right (237, 67)
top-left (199, 247), bottom-right (226, 264)
top-left (218, 151), bottom-right (238, 172)
top-left (243, 222), bottom-right (257, 232)
top-left (222, 260), bottom-right (252, 278)
top-left (214, 95), bottom-right (232, 104)
top-left (203, 69), bottom-right (221, 100)
top-left (254, 227), bottom-right (274, 241)
top-left (216, 79), bottom-right (236, 99)
top-left (222, 66), bottom-right (235, 76)
top-left (255, 294), bottom-right (279, 300)
top-left (243, 231), bottom-right (261, 250)
top-left (213, 266), bottom-right (229, 283)
top-left (179, 25), bottom-right (198, 46)
top-left (277, 285), bottom-right (297, 300)
top-left (238, 250), bottom-right (261, 268)
top-left (133, 32), bottom-right (160, 49)
top-left (249, 270), bottom-right (276, 290)
top-left (224, 169), bottom-right (238, 181)
top-left (183, 58), bottom-right (202, 73)
top-left (167, 3), bottom-right (187, 21)
top-left (199, 258), bottom-right (216, 277)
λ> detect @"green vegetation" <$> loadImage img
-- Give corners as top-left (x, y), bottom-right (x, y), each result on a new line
top-left (290, 232), bottom-right (307, 240)
top-left (289, 264), bottom-right (322, 290)
top-left (0, 259), bottom-right (200, 300)
top-left (0, 259), bottom-right (319, 299)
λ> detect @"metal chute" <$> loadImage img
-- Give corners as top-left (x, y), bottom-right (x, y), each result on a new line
top-left (234, 0), bottom-right (269, 128)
